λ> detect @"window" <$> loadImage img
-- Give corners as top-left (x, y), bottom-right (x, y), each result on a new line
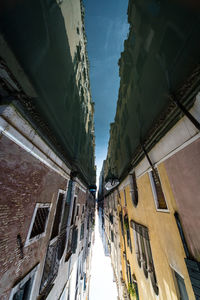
top-left (71, 197), bottom-right (77, 226)
top-left (129, 173), bottom-right (138, 207)
top-left (123, 189), bottom-right (127, 206)
top-left (131, 221), bottom-right (159, 295)
top-left (72, 227), bottom-right (78, 253)
top-left (127, 262), bottom-right (132, 284)
top-left (149, 168), bottom-right (168, 210)
top-left (82, 205), bottom-right (85, 214)
top-left (124, 214), bottom-right (132, 252)
top-left (9, 264), bottom-right (39, 300)
top-left (111, 230), bottom-right (114, 243)
top-left (87, 216), bottom-right (89, 230)
top-left (25, 203), bottom-right (50, 246)
top-left (51, 191), bottom-right (65, 241)
top-left (126, 225), bottom-right (132, 253)
top-left (109, 213), bottom-right (113, 224)
top-left (172, 268), bottom-right (189, 300)
top-left (80, 223), bottom-right (84, 240)
top-left (76, 44), bottom-right (81, 62)
top-left (76, 205), bottom-right (80, 218)
top-left (119, 212), bottom-right (124, 236)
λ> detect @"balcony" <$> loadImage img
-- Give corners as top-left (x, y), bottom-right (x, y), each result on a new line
top-left (40, 230), bottom-right (66, 295)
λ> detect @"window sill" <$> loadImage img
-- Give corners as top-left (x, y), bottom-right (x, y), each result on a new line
top-left (25, 233), bottom-right (45, 247)
top-left (156, 208), bottom-right (170, 213)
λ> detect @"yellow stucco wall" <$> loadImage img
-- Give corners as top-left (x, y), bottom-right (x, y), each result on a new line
top-left (117, 163), bottom-right (195, 300)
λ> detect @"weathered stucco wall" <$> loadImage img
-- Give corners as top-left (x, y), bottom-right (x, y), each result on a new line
top-left (164, 137), bottom-right (200, 261)
top-left (0, 134), bottom-right (67, 299)
top-left (118, 162), bottom-right (195, 299)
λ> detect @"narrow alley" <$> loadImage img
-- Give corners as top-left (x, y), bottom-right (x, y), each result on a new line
top-left (0, 0), bottom-right (200, 300)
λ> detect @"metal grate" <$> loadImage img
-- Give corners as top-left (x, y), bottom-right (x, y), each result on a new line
top-left (40, 230), bottom-right (66, 295)
top-left (30, 207), bottom-right (49, 239)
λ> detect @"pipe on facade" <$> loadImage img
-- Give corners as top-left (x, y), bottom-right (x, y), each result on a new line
top-left (174, 212), bottom-right (190, 259)
top-left (171, 95), bottom-right (200, 131)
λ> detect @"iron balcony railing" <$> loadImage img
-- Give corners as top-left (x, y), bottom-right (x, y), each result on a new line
top-left (40, 230), bottom-right (66, 295)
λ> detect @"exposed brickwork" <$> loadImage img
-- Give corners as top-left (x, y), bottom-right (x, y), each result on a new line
top-left (0, 134), bottom-right (68, 298)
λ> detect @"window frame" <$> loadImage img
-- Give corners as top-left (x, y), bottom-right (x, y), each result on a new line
top-left (128, 173), bottom-right (138, 207)
top-left (80, 222), bottom-right (85, 241)
top-left (82, 204), bottom-right (85, 215)
top-left (76, 204), bottom-right (80, 218)
top-left (123, 189), bottom-right (127, 206)
top-left (170, 265), bottom-right (189, 300)
top-left (71, 196), bottom-right (77, 226)
top-left (131, 220), bottom-right (159, 295)
top-left (149, 168), bottom-right (169, 212)
top-left (9, 264), bottom-right (39, 300)
top-left (50, 189), bottom-right (65, 244)
top-left (25, 203), bottom-right (51, 247)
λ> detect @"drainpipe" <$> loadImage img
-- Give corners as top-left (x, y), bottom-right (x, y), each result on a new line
top-left (141, 143), bottom-right (161, 183)
top-left (170, 95), bottom-right (200, 131)
top-left (174, 212), bottom-right (190, 259)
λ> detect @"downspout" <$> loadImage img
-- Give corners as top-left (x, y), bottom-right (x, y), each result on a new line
top-left (171, 95), bottom-right (200, 131)
top-left (141, 143), bottom-right (161, 183)
top-left (174, 212), bottom-right (190, 259)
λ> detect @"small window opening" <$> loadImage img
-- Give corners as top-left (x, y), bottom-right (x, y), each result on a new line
top-left (51, 193), bottom-right (64, 240)
top-left (150, 168), bottom-right (167, 210)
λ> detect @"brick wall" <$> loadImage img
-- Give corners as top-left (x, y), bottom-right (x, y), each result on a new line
top-left (0, 135), bottom-right (68, 298)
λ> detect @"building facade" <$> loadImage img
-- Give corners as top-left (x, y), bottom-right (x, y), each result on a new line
top-left (101, 96), bottom-right (200, 300)
top-left (100, 0), bottom-right (200, 299)
top-left (0, 0), bottom-right (96, 299)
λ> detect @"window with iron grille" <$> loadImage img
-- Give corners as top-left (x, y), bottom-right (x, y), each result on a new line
top-left (149, 168), bottom-right (168, 210)
top-left (25, 203), bottom-right (50, 246)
